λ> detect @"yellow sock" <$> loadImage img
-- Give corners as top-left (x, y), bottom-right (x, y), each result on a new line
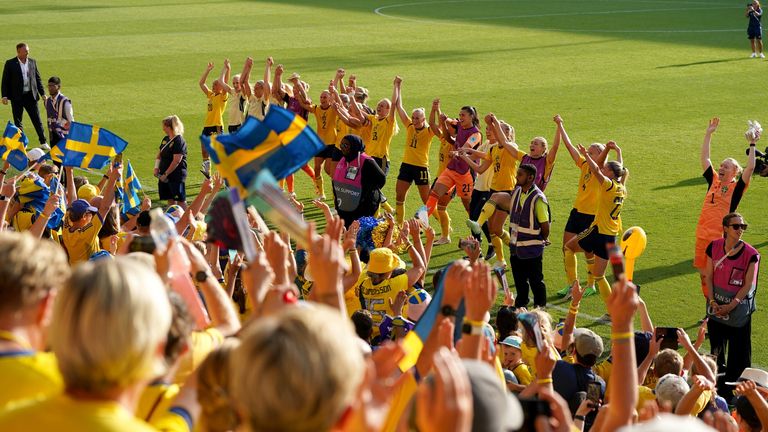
top-left (596, 275), bottom-right (611, 303)
top-left (314, 175), bottom-right (325, 197)
top-left (476, 200), bottom-right (497, 227)
top-left (586, 256), bottom-right (596, 286)
top-left (499, 230), bottom-right (511, 245)
top-left (491, 235), bottom-right (505, 263)
top-left (381, 201), bottom-right (394, 214)
top-left (438, 209), bottom-right (451, 237)
top-left (564, 248), bottom-right (578, 285)
top-left (396, 202), bottom-right (405, 225)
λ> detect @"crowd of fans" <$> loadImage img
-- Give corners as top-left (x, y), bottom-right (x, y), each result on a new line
top-left (0, 42), bottom-right (764, 432)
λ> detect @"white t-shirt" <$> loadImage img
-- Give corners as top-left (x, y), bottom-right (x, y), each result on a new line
top-left (474, 140), bottom-right (494, 192)
top-left (247, 94), bottom-right (269, 120)
top-left (227, 91), bottom-right (247, 126)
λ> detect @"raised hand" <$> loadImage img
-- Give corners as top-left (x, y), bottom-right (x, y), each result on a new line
top-left (606, 276), bottom-right (639, 328)
top-left (706, 117), bottom-right (719, 134)
top-left (266, 57), bottom-right (274, 67)
top-left (442, 260), bottom-right (471, 309)
top-left (416, 348), bottom-right (473, 432)
top-left (463, 261), bottom-right (497, 321)
top-left (206, 62), bottom-right (214, 71)
top-left (553, 114), bottom-right (563, 125)
top-left (275, 63), bottom-right (283, 74)
top-left (484, 113), bottom-right (496, 125)
top-left (343, 220), bottom-right (360, 251)
top-left (388, 290), bottom-right (408, 316)
top-left (223, 58), bottom-right (231, 69)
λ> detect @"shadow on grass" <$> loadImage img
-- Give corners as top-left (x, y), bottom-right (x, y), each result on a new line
top-left (656, 57), bottom-right (751, 69)
top-left (633, 258), bottom-right (696, 285)
top-left (652, 176), bottom-right (703, 191)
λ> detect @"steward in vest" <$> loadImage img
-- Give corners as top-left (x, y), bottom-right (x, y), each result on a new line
top-left (332, 134), bottom-right (386, 228)
top-left (44, 76), bottom-right (73, 148)
top-left (509, 163), bottom-right (550, 308)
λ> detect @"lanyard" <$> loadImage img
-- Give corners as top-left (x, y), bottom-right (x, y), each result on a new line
top-left (714, 241), bottom-right (743, 269)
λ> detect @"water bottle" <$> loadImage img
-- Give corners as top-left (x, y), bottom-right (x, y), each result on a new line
top-left (149, 208), bottom-right (210, 328)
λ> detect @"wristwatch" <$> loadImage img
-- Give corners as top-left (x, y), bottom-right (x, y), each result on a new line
top-left (440, 305), bottom-right (456, 317)
top-left (195, 270), bottom-right (212, 282)
top-left (462, 322), bottom-right (484, 336)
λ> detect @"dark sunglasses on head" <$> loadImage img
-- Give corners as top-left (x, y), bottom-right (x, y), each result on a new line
top-left (730, 224), bottom-right (748, 231)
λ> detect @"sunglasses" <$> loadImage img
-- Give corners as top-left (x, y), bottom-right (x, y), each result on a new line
top-left (730, 224), bottom-right (748, 231)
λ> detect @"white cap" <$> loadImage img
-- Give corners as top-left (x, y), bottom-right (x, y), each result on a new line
top-left (27, 148), bottom-right (45, 162)
top-left (725, 367), bottom-right (768, 388)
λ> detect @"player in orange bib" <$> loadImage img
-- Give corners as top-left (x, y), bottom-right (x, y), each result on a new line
top-left (694, 117), bottom-right (757, 296)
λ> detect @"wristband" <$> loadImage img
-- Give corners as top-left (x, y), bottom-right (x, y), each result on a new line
top-left (611, 332), bottom-right (633, 340)
top-left (464, 318), bottom-right (485, 327)
top-left (734, 297), bottom-right (742, 304)
top-left (574, 415), bottom-right (586, 421)
top-left (0, 170), bottom-right (6, 176)
top-left (154, 160), bottom-right (160, 169)
top-left (750, 143), bottom-right (757, 146)
top-left (709, 299), bottom-right (717, 306)
top-left (536, 378), bottom-right (553, 384)
top-left (568, 306), bottom-right (579, 314)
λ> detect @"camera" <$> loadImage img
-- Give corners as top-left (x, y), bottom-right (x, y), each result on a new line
top-left (746, 147), bottom-right (768, 177)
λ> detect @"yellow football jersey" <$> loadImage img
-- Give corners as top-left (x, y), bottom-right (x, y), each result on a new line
top-left (204, 90), bottom-right (228, 128)
top-left (336, 115), bottom-right (350, 145)
top-left (136, 382), bottom-right (180, 423)
top-left (173, 327), bottom-right (224, 385)
top-left (365, 114), bottom-right (397, 159)
top-left (311, 105), bottom-right (339, 146)
top-left (592, 179), bottom-right (626, 236)
top-left (573, 158), bottom-right (600, 215)
top-left (402, 122), bottom-right (434, 168)
top-left (489, 145), bottom-right (520, 192)
top-left (0, 351), bottom-right (62, 409)
top-left (437, 137), bottom-right (452, 174)
top-left (359, 273), bottom-right (413, 326)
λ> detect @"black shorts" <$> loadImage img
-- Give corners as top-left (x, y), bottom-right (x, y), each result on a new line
top-left (317, 144), bottom-right (342, 161)
top-left (576, 225), bottom-right (616, 260)
top-left (158, 180), bottom-right (186, 202)
top-left (397, 163), bottom-right (430, 186)
top-left (202, 126), bottom-right (221, 136)
top-left (228, 124), bottom-right (241, 134)
top-left (564, 208), bottom-right (595, 234)
top-left (748, 27), bottom-right (762, 39)
top-left (372, 156), bottom-right (390, 175)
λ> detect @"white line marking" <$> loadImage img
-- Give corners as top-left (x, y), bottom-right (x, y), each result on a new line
top-left (546, 302), bottom-right (607, 323)
top-left (373, 0), bottom-right (742, 33)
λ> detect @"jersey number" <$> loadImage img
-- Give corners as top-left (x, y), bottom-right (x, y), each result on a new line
top-left (372, 130), bottom-right (378, 141)
top-left (609, 197), bottom-right (624, 220)
top-left (410, 138), bottom-right (418, 148)
top-left (364, 298), bottom-right (386, 320)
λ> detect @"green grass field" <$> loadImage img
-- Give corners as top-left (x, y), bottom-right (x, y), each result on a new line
top-left (4, 0), bottom-right (768, 363)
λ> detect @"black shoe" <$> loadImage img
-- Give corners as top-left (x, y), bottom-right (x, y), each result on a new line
top-left (485, 245), bottom-right (496, 261)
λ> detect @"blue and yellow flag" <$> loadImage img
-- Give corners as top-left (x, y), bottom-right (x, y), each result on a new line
top-left (17, 175), bottom-right (64, 230)
top-left (0, 121), bottom-right (29, 171)
top-left (201, 104), bottom-right (324, 196)
top-left (60, 122), bottom-right (128, 169)
top-left (118, 160), bottom-right (142, 216)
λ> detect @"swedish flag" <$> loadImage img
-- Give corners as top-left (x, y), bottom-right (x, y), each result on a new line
top-left (61, 122), bottom-right (128, 169)
top-left (201, 104), bottom-right (324, 196)
top-left (118, 160), bottom-right (142, 216)
top-left (17, 176), bottom-right (64, 229)
top-left (0, 122), bottom-right (29, 171)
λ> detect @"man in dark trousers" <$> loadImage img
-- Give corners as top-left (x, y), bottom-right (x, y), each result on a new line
top-left (508, 163), bottom-right (551, 308)
top-left (1, 43), bottom-right (48, 147)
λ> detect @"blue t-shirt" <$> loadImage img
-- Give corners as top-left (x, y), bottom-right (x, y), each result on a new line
top-left (552, 360), bottom-right (605, 402)
top-left (749, 8), bottom-right (762, 29)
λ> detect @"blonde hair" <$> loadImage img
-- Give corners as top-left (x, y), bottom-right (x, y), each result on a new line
top-left (499, 121), bottom-right (515, 142)
top-left (379, 98), bottom-right (399, 136)
top-left (231, 305), bottom-right (365, 432)
top-left (0, 232), bottom-right (69, 313)
top-left (51, 258), bottom-right (172, 394)
top-left (723, 157), bottom-right (744, 177)
top-left (531, 136), bottom-right (548, 152)
top-left (521, 308), bottom-right (555, 347)
top-left (198, 338), bottom-right (241, 432)
top-left (163, 115), bottom-right (184, 136)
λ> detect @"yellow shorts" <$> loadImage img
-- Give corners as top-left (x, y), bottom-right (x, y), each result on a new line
top-left (436, 169), bottom-right (473, 199)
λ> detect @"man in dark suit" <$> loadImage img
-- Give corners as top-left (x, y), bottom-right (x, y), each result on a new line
top-left (1, 43), bottom-right (47, 147)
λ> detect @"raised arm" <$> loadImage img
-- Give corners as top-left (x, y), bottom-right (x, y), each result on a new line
top-left (555, 116), bottom-right (581, 164)
top-left (240, 57), bottom-right (253, 98)
top-left (394, 78), bottom-right (409, 126)
top-left (548, 115), bottom-right (562, 165)
top-left (459, 149), bottom-right (491, 173)
top-left (428, 98), bottom-right (441, 136)
top-left (332, 102), bottom-right (361, 128)
top-left (405, 221), bottom-right (426, 287)
top-left (487, 113), bottom-right (519, 158)
top-left (98, 164), bottom-right (120, 221)
top-left (217, 59), bottom-right (233, 94)
top-left (743, 130), bottom-right (759, 185)
top-left (262, 57), bottom-right (273, 100)
top-left (65, 166), bottom-right (77, 205)
top-left (701, 117), bottom-right (718, 172)
top-left (347, 94), bottom-right (369, 127)
top-left (272, 63), bottom-right (285, 100)
top-left (294, 82), bottom-right (313, 111)
top-left (388, 76), bottom-right (399, 122)
top-left (199, 62), bottom-right (214, 95)
top-left (332, 68), bottom-right (347, 95)
top-left (608, 140), bottom-right (623, 165)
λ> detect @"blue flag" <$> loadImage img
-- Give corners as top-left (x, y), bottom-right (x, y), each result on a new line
top-left (118, 160), bottom-right (142, 216)
top-left (201, 104), bottom-right (324, 196)
top-left (0, 121), bottom-right (29, 171)
top-left (60, 122), bottom-right (128, 169)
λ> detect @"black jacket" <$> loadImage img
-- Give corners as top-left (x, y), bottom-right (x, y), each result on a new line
top-left (2, 57), bottom-right (44, 101)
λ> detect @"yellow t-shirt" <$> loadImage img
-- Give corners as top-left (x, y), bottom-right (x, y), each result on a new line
top-left (136, 382), bottom-right (180, 424)
top-left (591, 179), bottom-right (626, 236)
top-left (511, 362), bottom-right (534, 386)
top-left (489, 145), bottom-right (520, 192)
top-left (359, 273), bottom-right (413, 327)
top-left (344, 265), bottom-right (368, 318)
top-left (0, 351), bottom-right (62, 409)
top-left (381, 372), bottom-right (418, 432)
top-left (473, 141), bottom-right (494, 192)
top-left (520, 340), bottom-right (561, 378)
top-left (204, 90), bottom-right (228, 128)
top-left (62, 213), bottom-right (104, 265)
top-left (336, 116), bottom-right (350, 145)
top-left (437, 137), bottom-right (453, 174)
top-left (173, 328), bottom-right (224, 385)
top-left (573, 157), bottom-right (600, 215)
top-left (0, 394), bottom-right (160, 431)
top-left (365, 114), bottom-right (397, 159)
top-left (310, 105), bottom-right (339, 146)
top-left (637, 385), bottom-right (656, 411)
top-left (402, 122), bottom-right (434, 168)
top-left (593, 360), bottom-right (612, 385)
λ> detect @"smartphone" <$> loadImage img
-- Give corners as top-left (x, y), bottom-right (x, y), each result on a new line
top-left (518, 313), bottom-right (545, 352)
top-left (607, 242), bottom-right (624, 282)
top-left (518, 398), bottom-right (552, 432)
top-left (655, 327), bottom-right (679, 351)
top-left (587, 381), bottom-right (601, 405)
top-left (458, 238), bottom-right (477, 251)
